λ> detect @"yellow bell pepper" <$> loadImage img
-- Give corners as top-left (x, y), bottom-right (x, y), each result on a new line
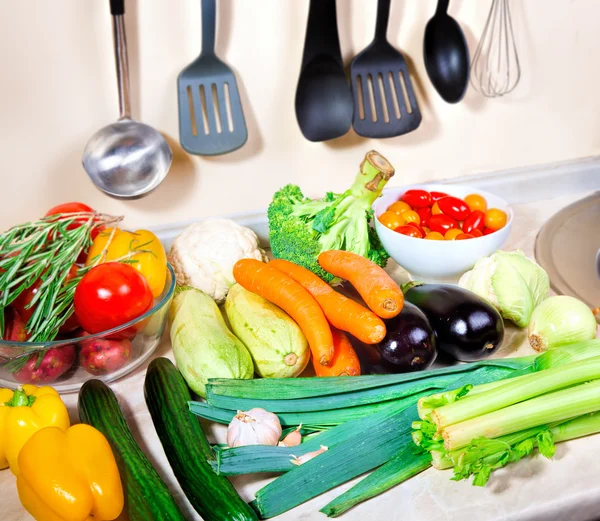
top-left (0, 385), bottom-right (70, 475)
top-left (86, 227), bottom-right (167, 297)
top-left (17, 424), bottom-right (124, 521)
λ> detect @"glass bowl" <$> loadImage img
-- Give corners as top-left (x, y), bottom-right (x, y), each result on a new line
top-left (0, 264), bottom-right (176, 393)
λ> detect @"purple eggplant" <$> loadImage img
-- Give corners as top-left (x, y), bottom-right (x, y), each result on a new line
top-left (403, 282), bottom-right (504, 362)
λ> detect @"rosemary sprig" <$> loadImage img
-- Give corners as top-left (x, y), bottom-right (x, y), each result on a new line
top-left (0, 212), bottom-right (123, 342)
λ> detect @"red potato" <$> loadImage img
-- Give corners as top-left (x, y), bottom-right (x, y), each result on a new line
top-left (79, 337), bottom-right (132, 376)
top-left (3, 308), bottom-right (29, 342)
top-left (13, 345), bottom-right (76, 384)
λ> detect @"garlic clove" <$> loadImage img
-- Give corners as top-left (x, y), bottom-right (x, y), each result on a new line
top-left (278, 424), bottom-right (303, 448)
top-left (290, 445), bottom-right (328, 466)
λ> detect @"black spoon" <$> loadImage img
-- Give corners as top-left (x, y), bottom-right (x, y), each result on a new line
top-left (295, 0), bottom-right (353, 142)
top-left (423, 0), bottom-right (470, 103)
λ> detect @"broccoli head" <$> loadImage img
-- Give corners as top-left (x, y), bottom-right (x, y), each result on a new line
top-left (267, 151), bottom-right (394, 283)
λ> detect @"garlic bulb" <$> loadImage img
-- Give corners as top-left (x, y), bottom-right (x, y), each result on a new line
top-left (227, 408), bottom-right (282, 448)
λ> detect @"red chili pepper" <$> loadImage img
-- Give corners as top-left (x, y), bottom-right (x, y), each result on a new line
top-left (430, 191), bottom-right (449, 202)
top-left (462, 210), bottom-right (486, 234)
top-left (395, 224), bottom-right (424, 238)
top-left (401, 189), bottom-right (432, 208)
top-left (437, 196), bottom-right (471, 221)
top-left (428, 214), bottom-right (458, 234)
top-left (416, 207), bottom-right (432, 227)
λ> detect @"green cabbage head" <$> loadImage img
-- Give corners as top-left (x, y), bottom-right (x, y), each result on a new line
top-left (458, 250), bottom-right (549, 328)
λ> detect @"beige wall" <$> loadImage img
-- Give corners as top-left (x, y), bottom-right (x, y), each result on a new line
top-left (0, 0), bottom-right (597, 230)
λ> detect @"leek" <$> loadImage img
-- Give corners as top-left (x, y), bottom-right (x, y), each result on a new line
top-left (442, 379), bottom-right (600, 450)
top-left (320, 445), bottom-right (431, 517)
top-left (189, 399), bottom-right (410, 427)
top-left (431, 357), bottom-right (600, 428)
top-left (212, 399), bottom-right (416, 476)
top-left (205, 356), bottom-right (537, 401)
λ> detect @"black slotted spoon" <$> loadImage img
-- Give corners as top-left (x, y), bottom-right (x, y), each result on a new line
top-left (177, 0), bottom-right (247, 155)
top-left (350, 0), bottom-right (422, 138)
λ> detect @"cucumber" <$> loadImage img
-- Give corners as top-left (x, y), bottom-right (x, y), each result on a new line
top-left (78, 379), bottom-right (187, 521)
top-left (144, 357), bottom-right (258, 521)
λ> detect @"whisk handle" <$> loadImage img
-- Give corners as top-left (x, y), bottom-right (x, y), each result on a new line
top-left (435, 0), bottom-right (450, 15)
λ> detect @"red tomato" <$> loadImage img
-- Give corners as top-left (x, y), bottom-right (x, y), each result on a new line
top-left (483, 227), bottom-right (496, 235)
top-left (428, 214), bottom-right (458, 235)
top-left (395, 225), bottom-right (424, 238)
top-left (430, 191), bottom-right (449, 202)
top-left (74, 262), bottom-right (153, 334)
top-left (45, 202), bottom-right (101, 262)
top-left (437, 196), bottom-right (471, 221)
top-left (456, 233), bottom-right (475, 240)
top-left (462, 210), bottom-right (486, 234)
top-left (401, 190), bottom-right (432, 208)
top-left (416, 207), bottom-right (432, 227)
top-left (45, 202), bottom-right (95, 219)
top-left (406, 222), bottom-right (426, 236)
top-left (471, 229), bottom-right (483, 237)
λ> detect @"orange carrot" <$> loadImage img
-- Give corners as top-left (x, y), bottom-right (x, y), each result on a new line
top-left (317, 250), bottom-right (404, 319)
top-left (313, 327), bottom-right (361, 377)
top-left (233, 259), bottom-right (334, 366)
top-left (269, 259), bottom-right (386, 344)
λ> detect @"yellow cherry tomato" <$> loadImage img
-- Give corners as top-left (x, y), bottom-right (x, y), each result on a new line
top-left (378, 211), bottom-right (406, 230)
top-left (86, 228), bottom-right (168, 298)
top-left (484, 208), bottom-right (508, 231)
top-left (432, 202), bottom-right (442, 215)
top-left (464, 193), bottom-right (488, 212)
top-left (402, 210), bottom-right (420, 225)
top-left (445, 228), bottom-right (463, 240)
top-left (422, 227), bottom-right (431, 234)
top-left (424, 231), bottom-right (445, 240)
top-left (387, 201), bottom-right (411, 215)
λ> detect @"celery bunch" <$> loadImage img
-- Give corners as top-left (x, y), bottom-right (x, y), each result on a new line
top-left (414, 352), bottom-right (600, 487)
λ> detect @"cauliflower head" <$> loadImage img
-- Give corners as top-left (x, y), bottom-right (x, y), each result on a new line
top-left (168, 218), bottom-right (268, 303)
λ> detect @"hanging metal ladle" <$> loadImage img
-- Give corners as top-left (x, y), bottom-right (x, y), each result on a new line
top-left (82, 0), bottom-right (172, 199)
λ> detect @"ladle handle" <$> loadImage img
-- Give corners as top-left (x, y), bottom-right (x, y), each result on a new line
top-left (436, 0), bottom-right (450, 15)
top-left (375, 0), bottom-right (391, 41)
top-left (201, 0), bottom-right (216, 55)
top-left (110, 0), bottom-right (131, 119)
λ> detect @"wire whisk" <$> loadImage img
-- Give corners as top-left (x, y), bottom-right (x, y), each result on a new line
top-left (470, 0), bottom-right (521, 98)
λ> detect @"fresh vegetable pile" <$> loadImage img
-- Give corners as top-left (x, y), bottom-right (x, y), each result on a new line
top-left (379, 189), bottom-right (508, 240)
top-left (0, 202), bottom-right (168, 384)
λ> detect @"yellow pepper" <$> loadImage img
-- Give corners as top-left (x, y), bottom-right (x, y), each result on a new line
top-left (17, 424), bottom-right (124, 521)
top-left (0, 385), bottom-right (70, 475)
top-left (86, 227), bottom-right (168, 297)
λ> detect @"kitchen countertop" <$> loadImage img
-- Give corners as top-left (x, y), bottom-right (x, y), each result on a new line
top-left (3, 191), bottom-right (600, 521)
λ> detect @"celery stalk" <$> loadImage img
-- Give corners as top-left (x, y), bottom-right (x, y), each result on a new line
top-left (438, 412), bottom-right (600, 485)
top-left (432, 357), bottom-right (600, 429)
top-left (443, 379), bottom-right (600, 450)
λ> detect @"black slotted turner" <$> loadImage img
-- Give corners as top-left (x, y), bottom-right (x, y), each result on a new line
top-left (350, 0), bottom-right (422, 138)
top-left (178, 0), bottom-right (247, 155)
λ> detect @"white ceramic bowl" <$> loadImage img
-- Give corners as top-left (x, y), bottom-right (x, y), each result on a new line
top-left (373, 184), bottom-right (513, 278)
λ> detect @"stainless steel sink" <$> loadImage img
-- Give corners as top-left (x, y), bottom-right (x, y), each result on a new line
top-left (535, 192), bottom-right (599, 309)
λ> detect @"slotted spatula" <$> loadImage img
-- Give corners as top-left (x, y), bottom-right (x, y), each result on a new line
top-left (177, 0), bottom-right (247, 155)
top-left (350, 0), bottom-right (422, 138)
